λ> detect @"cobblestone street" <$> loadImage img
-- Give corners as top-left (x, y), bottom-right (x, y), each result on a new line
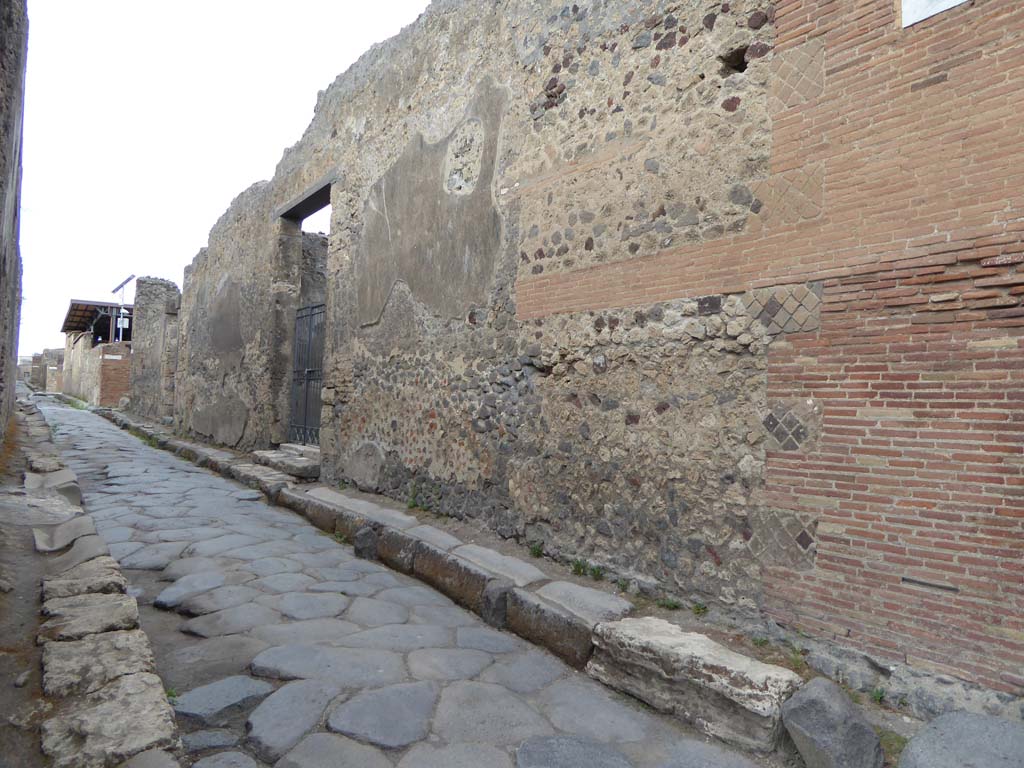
top-left (40, 399), bottom-right (770, 768)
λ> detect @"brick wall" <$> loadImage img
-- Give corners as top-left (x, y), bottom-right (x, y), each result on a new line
top-left (99, 346), bottom-right (131, 408)
top-left (516, 0), bottom-right (1024, 695)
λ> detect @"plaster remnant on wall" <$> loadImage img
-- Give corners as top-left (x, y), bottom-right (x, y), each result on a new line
top-left (356, 76), bottom-right (507, 326)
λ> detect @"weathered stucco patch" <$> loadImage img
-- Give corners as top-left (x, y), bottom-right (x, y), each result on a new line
top-left (356, 76), bottom-right (507, 325)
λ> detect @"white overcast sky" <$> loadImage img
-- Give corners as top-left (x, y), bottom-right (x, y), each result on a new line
top-left (18, 0), bottom-right (430, 356)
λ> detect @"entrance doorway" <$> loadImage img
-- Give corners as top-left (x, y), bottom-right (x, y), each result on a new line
top-left (288, 303), bottom-right (325, 445)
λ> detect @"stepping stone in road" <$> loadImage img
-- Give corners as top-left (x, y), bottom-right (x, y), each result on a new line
top-left (246, 678), bottom-right (344, 761)
top-left (327, 681), bottom-right (439, 748)
top-left (173, 675), bottom-right (274, 726)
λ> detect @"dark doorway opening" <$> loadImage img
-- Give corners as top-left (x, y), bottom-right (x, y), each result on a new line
top-left (288, 303), bottom-right (325, 445)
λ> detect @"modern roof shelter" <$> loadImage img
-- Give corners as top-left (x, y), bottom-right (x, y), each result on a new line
top-left (60, 300), bottom-right (134, 344)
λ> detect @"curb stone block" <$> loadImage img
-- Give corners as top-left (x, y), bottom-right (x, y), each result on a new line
top-left (506, 587), bottom-right (594, 669)
top-left (377, 527), bottom-right (418, 574)
top-left (587, 617), bottom-right (803, 752)
top-left (413, 542), bottom-right (492, 613)
top-left (333, 507), bottom-right (368, 542)
top-left (481, 579), bottom-right (513, 629)
top-left (278, 487), bottom-right (339, 533)
top-left (451, 544), bottom-right (546, 588)
top-left (354, 526), bottom-right (378, 561)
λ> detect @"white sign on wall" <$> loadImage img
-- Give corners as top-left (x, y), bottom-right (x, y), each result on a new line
top-left (902, 0), bottom-right (969, 27)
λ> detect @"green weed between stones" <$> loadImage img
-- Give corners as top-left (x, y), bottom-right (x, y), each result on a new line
top-left (615, 578), bottom-right (630, 592)
top-left (876, 728), bottom-right (907, 764)
top-left (691, 602), bottom-right (708, 616)
top-left (570, 559), bottom-right (588, 577)
top-left (752, 636), bottom-right (769, 648)
top-left (588, 564), bottom-right (605, 581)
top-left (656, 597), bottom-right (682, 610)
top-left (871, 687), bottom-right (886, 704)
top-left (165, 687), bottom-right (178, 703)
top-left (529, 542), bottom-right (544, 558)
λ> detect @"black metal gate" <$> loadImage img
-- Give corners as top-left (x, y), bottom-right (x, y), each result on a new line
top-left (288, 304), bottom-right (325, 445)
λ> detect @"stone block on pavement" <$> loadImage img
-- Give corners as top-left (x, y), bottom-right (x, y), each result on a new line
top-left (42, 555), bottom-right (127, 600)
top-left (506, 588), bottom-right (594, 669)
top-left (229, 463), bottom-right (293, 499)
top-left (41, 672), bottom-right (177, 768)
top-left (42, 629), bottom-right (155, 697)
top-left (587, 617), bottom-right (802, 752)
top-left (899, 711), bottom-right (1024, 768)
top-left (781, 677), bottom-right (882, 768)
top-left (38, 592), bottom-right (140, 643)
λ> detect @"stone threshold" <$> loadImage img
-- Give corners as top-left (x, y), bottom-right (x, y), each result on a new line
top-left (92, 406), bottom-right (805, 756)
top-left (18, 398), bottom-right (179, 768)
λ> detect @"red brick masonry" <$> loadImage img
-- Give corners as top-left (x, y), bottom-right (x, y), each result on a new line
top-left (517, 0), bottom-right (1023, 694)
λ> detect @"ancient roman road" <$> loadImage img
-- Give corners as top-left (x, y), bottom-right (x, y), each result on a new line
top-left (39, 400), bottom-right (772, 768)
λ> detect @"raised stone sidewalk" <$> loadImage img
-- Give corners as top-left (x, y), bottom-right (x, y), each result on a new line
top-left (17, 398), bottom-right (178, 767)
top-left (95, 405), bottom-right (804, 755)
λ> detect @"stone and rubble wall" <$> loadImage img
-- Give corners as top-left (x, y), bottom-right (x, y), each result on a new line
top-left (63, 336), bottom-right (131, 407)
top-left (129, 277), bottom-right (181, 421)
top-left (0, 0), bottom-right (26, 439)
top-left (172, 0), bottom-right (1024, 703)
top-left (176, 215), bottom-right (327, 449)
